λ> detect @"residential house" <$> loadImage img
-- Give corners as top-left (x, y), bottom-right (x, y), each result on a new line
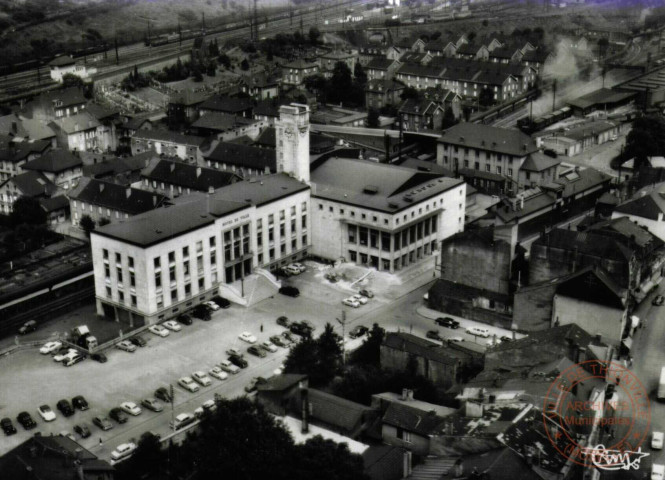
top-left (48, 56), bottom-right (95, 82)
top-left (455, 43), bottom-right (490, 61)
top-left (398, 51), bottom-right (433, 65)
top-left (39, 195), bottom-right (70, 225)
top-left (366, 57), bottom-right (402, 81)
top-left (612, 185), bottom-right (665, 242)
top-left (422, 88), bottom-right (462, 119)
top-left (50, 111), bottom-right (102, 152)
top-left (0, 140), bottom-right (51, 182)
top-left (318, 50), bottom-right (358, 78)
top-left (198, 96), bottom-right (254, 118)
top-left (521, 49), bottom-right (555, 73)
top-left (0, 170), bottom-right (58, 214)
top-left (488, 46), bottom-right (524, 64)
top-left (281, 59), bottom-right (320, 88)
top-left (424, 39), bottom-right (458, 57)
top-left (82, 155), bottom-right (146, 186)
top-left (86, 103), bottom-right (120, 152)
top-left (27, 87), bottom-right (88, 121)
top-left (205, 142), bottom-right (277, 176)
top-left (21, 149), bottom-right (83, 190)
top-left (365, 79), bottom-right (405, 110)
top-left (130, 130), bottom-right (207, 163)
top-left (311, 106), bottom-right (368, 127)
top-left (399, 98), bottom-right (444, 131)
top-left (241, 73), bottom-right (279, 100)
top-left (395, 63), bottom-right (446, 91)
top-left (256, 374), bottom-right (309, 415)
top-left (357, 39), bottom-right (393, 66)
top-left (118, 113), bottom-right (155, 152)
top-left (190, 113), bottom-right (265, 141)
top-left (167, 90), bottom-right (211, 124)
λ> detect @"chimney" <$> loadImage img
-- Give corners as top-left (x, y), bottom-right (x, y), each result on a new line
top-left (595, 334), bottom-right (602, 344)
top-left (520, 197), bottom-right (524, 209)
top-left (99, 183), bottom-right (104, 193)
top-left (401, 388), bottom-right (408, 401)
top-left (126, 187), bottom-right (131, 199)
top-left (196, 167), bottom-right (202, 178)
top-left (301, 386), bottom-right (309, 434)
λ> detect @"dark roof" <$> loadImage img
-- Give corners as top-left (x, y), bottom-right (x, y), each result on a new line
top-left (124, 114), bottom-right (153, 130)
top-left (68, 177), bottom-right (168, 214)
top-left (456, 42), bottom-right (484, 55)
top-left (614, 190), bottom-right (665, 220)
top-left (51, 111), bottom-right (100, 134)
top-left (49, 55), bottom-right (76, 67)
top-left (133, 129), bottom-right (206, 146)
top-left (441, 448), bottom-right (538, 480)
top-left (22, 149), bottom-right (81, 173)
top-left (256, 373), bottom-right (307, 392)
top-left (365, 79), bottom-right (405, 93)
top-left (489, 323), bottom-right (601, 354)
top-left (399, 98), bottom-right (442, 116)
top-left (200, 95), bottom-right (254, 114)
top-left (362, 445), bottom-right (406, 480)
top-left (254, 127), bottom-right (276, 148)
top-left (382, 332), bottom-right (474, 367)
top-left (191, 112), bottom-right (253, 131)
top-left (532, 228), bottom-right (633, 263)
top-left (567, 87), bottom-right (635, 109)
top-left (282, 58), bottom-right (319, 69)
top-left (82, 157), bottom-right (139, 178)
top-left (489, 46), bottom-right (520, 59)
top-left (37, 87), bottom-right (87, 109)
top-left (522, 49), bottom-right (553, 63)
top-left (39, 195), bottom-right (70, 212)
top-left (206, 142), bottom-right (277, 171)
top-left (169, 90), bottom-right (211, 106)
top-left (382, 402), bottom-right (447, 436)
top-left (397, 63), bottom-right (445, 78)
top-left (142, 158), bottom-right (240, 191)
top-left (367, 57), bottom-right (398, 70)
top-left (296, 388), bottom-right (372, 433)
top-left (254, 99), bottom-right (287, 118)
top-left (3, 171), bottom-right (58, 197)
top-left (85, 103), bottom-right (119, 121)
top-left (520, 151), bottom-right (561, 172)
top-left (0, 140), bottom-right (51, 164)
top-left (556, 266), bottom-right (626, 309)
top-left (438, 123), bottom-right (538, 156)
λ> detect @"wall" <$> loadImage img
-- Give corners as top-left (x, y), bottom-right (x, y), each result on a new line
top-left (512, 283), bottom-right (558, 331)
top-left (380, 343), bottom-right (457, 389)
top-left (381, 424), bottom-right (430, 456)
top-left (552, 295), bottom-right (625, 346)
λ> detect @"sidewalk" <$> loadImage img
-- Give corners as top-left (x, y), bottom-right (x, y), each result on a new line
top-left (416, 305), bottom-right (526, 340)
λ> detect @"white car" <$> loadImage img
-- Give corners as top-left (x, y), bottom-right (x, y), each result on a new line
top-left (351, 294), bottom-right (368, 305)
top-left (466, 326), bottom-right (491, 338)
top-left (203, 301), bottom-right (220, 311)
top-left (178, 376), bottom-right (200, 393)
top-left (38, 405), bottom-right (56, 422)
top-left (53, 349), bottom-right (78, 362)
top-left (40, 341), bottom-right (62, 355)
top-left (219, 359), bottom-right (240, 374)
top-left (149, 325), bottom-right (170, 337)
top-left (192, 371), bottom-right (212, 387)
top-left (111, 442), bottom-right (137, 462)
top-left (448, 336), bottom-right (465, 342)
top-left (291, 263), bottom-right (306, 273)
top-left (653, 431), bottom-right (664, 450)
top-left (239, 331), bottom-right (257, 344)
top-left (170, 412), bottom-right (196, 430)
top-left (163, 320), bottom-right (182, 332)
top-left (120, 401), bottom-right (142, 416)
top-left (653, 464), bottom-right (665, 480)
top-left (209, 366), bottom-right (228, 381)
top-left (284, 265), bottom-right (301, 275)
top-left (486, 338), bottom-right (502, 347)
top-left (342, 297), bottom-right (360, 308)
top-left (261, 340), bottom-right (278, 353)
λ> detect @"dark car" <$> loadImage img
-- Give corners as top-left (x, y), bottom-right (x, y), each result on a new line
top-left (245, 376), bottom-right (267, 393)
top-left (18, 320), bottom-right (37, 335)
top-left (500, 335), bottom-right (513, 343)
top-left (653, 295), bottom-right (665, 306)
top-left (178, 313), bottom-right (193, 325)
top-left (426, 330), bottom-right (442, 341)
top-left (290, 321), bottom-right (313, 337)
top-left (276, 316), bottom-right (290, 328)
top-left (282, 331), bottom-right (297, 344)
top-left (279, 286), bottom-right (300, 298)
top-left (211, 296), bottom-right (231, 309)
top-left (349, 325), bottom-right (369, 339)
top-left (270, 335), bottom-right (288, 347)
top-left (17, 412), bottom-right (36, 430)
top-left (92, 416), bottom-right (113, 431)
top-left (110, 408), bottom-right (128, 424)
top-left (155, 387), bottom-right (173, 403)
top-left (1, 418), bottom-right (16, 435)
top-left (91, 352), bottom-right (107, 363)
top-left (247, 345), bottom-right (267, 358)
top-left (435, 317), bottom-right (460, 329)
top-left (74, 423), bottom-right (91, 438)
top-left (228, 353), bottom-right (248, 369)
top-left (57, 399), bottom-right (74, 417)
top-left (192, 304), bottom-right (211, 321)
top-left (72, 395), bottom-right (89, 411)
top-left (130, 336), bottom-right (148, 347)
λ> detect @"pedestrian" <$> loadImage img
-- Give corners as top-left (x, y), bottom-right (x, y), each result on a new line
top-left (260, 324), bottom-right (263, 333)
top-left (99, 438), bottom-right (103, 446)
top-left (629, 356), bottom-right (633, 368)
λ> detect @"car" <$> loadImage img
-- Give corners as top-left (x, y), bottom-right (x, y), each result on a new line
top-left (447, 336), bottom-right (465, 342)
top-left (141, 398), bottom-right (164, 412)
top-left (359, 289), bottom-right (374, 298)
top-left (211, 296), bottom-right (231, 308)
top-left (192, 371), bottom-right (212, 386)
top-left (149, 325), bottom-right (170, 337)
top-left (92, 416), bottom-right (114, 431)
top-left (289, 321), bottom-right (314, 338)
top-left (228, 353), bottom-right (248, 369)
top-left (426, 330), bottom-right (443, 341)
top-left (500, 335), bottom-right (513, 343)
top-left (129, 336), bottom-right (148, 347)
top-left (192, 304), bottom-right (211, 320)
top-left (57, 399), bottom-right (74, 417)
top-left (282, 331), bottom-right (296, 345)
top-left (59, 431), bottom-right (76, 442)
top-left (284, 265), bottom-right (301, 275)
top-left (276, 316), bottom-right (290, 327)
top-left (435, 317), bottom-right (460, 329)
top-left (179, 376), bottom-right (200, 393)
top-left (154, 387), bottom-right (172, 403)
top-left (170, 413), bottom-right (196, 430)
top-left (279, 286), bottom-right (300, 297)
top-left (63, 353), bottom-right (85, 367)
top-left (72, 395), bottom-right (89, 411)
top-left (270, 335), bottom-right (288, 347)
top-left (18, 320), bottom-right (37, 335)
top-left (53, 348), bottom-right (78, 362)
top-left (486, 338), bottom-right (502, 347)
top-left (423, 293), bottom-right (429, 301)
top-left (226, 347), bottom-right (243, 357)
top-left (203, 301), bottom-right (220, 311)
top-left (239, 331), bottom-right (257, 344)
top-left (218, 359), bottom-right (240, 374)
top-left (653, 464), bottom-right (665, 480)
top-left (163, 320), bottom-right (182, 332)
top-left (609, 135), bottom-right (618, 141)
top-left (120, 401), bottom-right (142, 416)
top-left (351, 294), bottom-right (368, 305)
top-left (349, 325), bottom-right (369, 339)
top-left (109, 408), bottom-right (128, 424)
top-left (38, 405), bottom-right (56, 422)
top-left (654, 295), bottom-right (665, 306)
top-left (91, 352), bottom-right (107, 363)
top-left (201, 399), bottom-right (216, 413)
top-left (111, 442), bottom-right (137, 462)
top-left (116, 340), bottom-right (137, 352)
top-left (73, 423), bottom-right (91, 438)
top-left (277, 267), bottom-right (294, 277)
top-left (654, 431), bottom-right (664, 450)
top-left (342, 297), bottom-right (360, 308)
top-left (209, 366), bottom-right (228, 381)
top-left (260, 340), bottom-right (278, 353)
top-left (1, 418), bottom-right (16, 435)
top-left (245, 377), bottom-right (267, 393)
top-left (40, 341), bottom-right (62, 355)
top-left (17, 412), bottom-right (36, 430)
top-left (292, 263), bottom-right (307, 273)
top-left (248, 345), bottom-right (267, 357)
top-left (466, 326), bottom-right (491, 338)
top-left (178, 313), bottom-right (193, 325)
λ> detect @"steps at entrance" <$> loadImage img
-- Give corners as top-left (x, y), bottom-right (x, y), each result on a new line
top-left (218, 273), bottom-right (280, 307)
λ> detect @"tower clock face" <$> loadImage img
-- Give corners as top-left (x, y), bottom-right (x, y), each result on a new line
top-left (284, 128), bottom-right (294, 138)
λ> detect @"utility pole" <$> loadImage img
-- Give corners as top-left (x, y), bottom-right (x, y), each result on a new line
top-left (202, 12), bottom-right (206, 32)
top-left (114, 36), bottom-right (119, 65)
top-left (178, 21), bottom-right (182, 48)
top-left (336, 310), bottom-right (347, 366)
top-left (551, 79), bottom-right (557, 112)
top-left (169, 384), bottom-right (175, 432)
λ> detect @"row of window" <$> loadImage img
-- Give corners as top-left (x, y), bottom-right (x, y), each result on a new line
top-left (347, 217), bottom-right (438, 251)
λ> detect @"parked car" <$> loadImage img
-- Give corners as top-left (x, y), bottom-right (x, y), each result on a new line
top-left (239, 331), bottom-right (257, 344)
top-left (192, 371), bottom-right (212, 387)
top-left (448, 336), bottom-right (465, 342)
top-left (289, 321), bottom-right (313, 338)
top-left (120, 401), bottom-right (142, 416)
top-left (282, 331), bottom-right (296, 345)
top-left (53, 349), bottom-right (78, 362)
top-left (654, 431), bottom-right (664, 450)
top-left (116, 340), bottom-right (137, 353)
top-left (654, 295), bottom-right (665, 306)
top-left (466, 326), bottom-right (491, 338)
top-left (178, 376), bottom-right (200, 393)
top-left (270, 335), bottom-right (288, 347)
top-left (37, 405), bottom-right (56, 422)
top-left (228, 353), bottom-right (248, 369)
top-left (279, 286), bottom-right (300, 297)
top-left (72, 395), bottom-right (89, 411)
top-left (351, 294), bottom-right (368, 305)
top-left (192, 304), bottom-right (211, 320)
top-left (1, 418), bottom-right (16, 435)
top-left (284, 265), bottom-right (301, 275)
top-left (91, 353), bottom-right (108, 363)
top-left (141, 398), bottom-right (164, 412)
top-left (291, 263), bottom-right (306, 273)
top-left (349, 325), bottom-right (369, 339)
top-left (260, 340), bottom-right (278, 353)
top-left (426, 330), bottom-right (442, 341)
top-left (57, 399), bottom-right (74, 417)
top-left (170, 413), bottom-right (196, 430)
top-left (245, 377), bottom-right (267, 393)
top-left (435, 317), bottom-right (460, 329)
top-left (74, 423), bottom-right (91, 438)
top-left (248, 345), bottom-right (267, 358)
top-left (358, 289), bottom-right (374, 298)
top-left (148, 325), bottom-right (170, 337)
top-left (178, 313), bottom-right (193, 325)
top-left (163, 320), bottom-right (182, 332)
top-left (109, 408), bottom-right (128, 424)
top-left (92, 416), bottom-right (113, 431)
top-left (129, 336), bottom-right (147, 347)
top-left (111, 442), bottom-right (137, 462)
top-left (40, 341), bottom-right (62, 355)
top-left (203, 301), bottom-right (220, 311)
top-left (17, 412), bottom-right (36, 430)
top-left (500, 336), bottom-right (513, 343)
top-left (63, 353), bottom-right (85, 367)
top-left (154, 387), bottom-right (172, 403)
top-left (18, 320), bottom-right (37, 335)
top-left (218, 359), bottom-right (240, 374)
top-left (209, 366), bottom-right (228, 381)
top-left (276, 316), bottom-right (290, 327)
top-left (342, 298), bottom-right (360, 308)
top-left (211, 296), bottom-right (231, 308)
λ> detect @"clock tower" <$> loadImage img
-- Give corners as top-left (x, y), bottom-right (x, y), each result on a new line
top-left (276, 104), bottom-right (310, 184)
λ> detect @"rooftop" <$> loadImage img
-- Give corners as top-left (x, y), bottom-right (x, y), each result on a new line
top-left (200, 95), bottom-right (254, 113)
top-left (614, 188), bottom-right (665, 220)
top-left (51, 111), bottom-right (100, 134)
top-left (206, 142), bottom-right (277, 171)
top-left (132, 129), bottom-right (206, 146)
top-left (68, 177), bottom-right (168, 214)
top-left (292, 388), bottom-right (374, 434)
top-left (22, 149), bottom-right (81, 173)
top-left (49, 55), bottom-right (76, 67)
top-left (438, 123), bottom-right (538, 156)
top-left (2, 170), bottom-right (58, 197)
top-left (382, 332), bottom-right (475, 367)
top-left (567, 88), bottom-right (636, 109)
top-left (142, 157), bottom-right (240, 192)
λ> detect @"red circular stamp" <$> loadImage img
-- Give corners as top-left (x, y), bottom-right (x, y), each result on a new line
top-left (542, 360), bottom-right (651, 469)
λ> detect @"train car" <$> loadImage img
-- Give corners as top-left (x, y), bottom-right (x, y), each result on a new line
top-left (517, 106), bottom-right (572, 134)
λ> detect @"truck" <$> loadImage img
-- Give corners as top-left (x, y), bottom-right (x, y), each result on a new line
top-left (71, 325), bottom-right (98, 350)
top-left (658, 367), bottom-right (665, 400)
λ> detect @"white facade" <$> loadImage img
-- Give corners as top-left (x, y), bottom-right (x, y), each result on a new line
top-left (276, 104), bottom-right (310, 184)
top-left (612, 210), bottom-right (665, 243)
top-left (50, 63), bottom-right (94, 83)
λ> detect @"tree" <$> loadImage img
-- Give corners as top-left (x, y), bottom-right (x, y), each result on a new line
top-left (284, 325), bottom-right (343, 387)
top-left (98, 218), bottom-right (111, 227)
top-left (79, 215), bottom-right (95, 236)
top-left (294, 436), bottom-right (369, 480)
top-left (625, 115), bottom-right (665, 170)
top-left (240, 58), bottom-right (250, 71)
top-left (116, 432), bottom-right (165, 480)
top-left (400, 86), bottom-right (420, 101)
top-left (61, 73), bottom-right (85, 89)
top-left (367, 108), bottom-right (380, 128)
top-left (351, 323), bottom-right (384, 366)
top-left (597, 37), bottom-right (609, 61)
top-left (309, 26), bottom-right (321, 44)
top-left (479, 87), bottom-right (495, 107)
top-left (353, 62), bottom-right (367, 85)
top-left (218, 53), bottom-right (231, 69)
top-left (441, 106), bottom-right (457, 130)
top-left (10, 197), bottom-right (46, 227)
top-left (329, 61), bottom-right (353, 103)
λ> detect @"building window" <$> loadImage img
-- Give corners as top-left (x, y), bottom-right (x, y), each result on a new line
top-left (130, 272), bottom-right (135, 288)
top-left (301, 215), bottom-right (307, 228)
top-left (168, 251), bottom-right (175, 264)
top-left (131, 295), bottom-right (137, 307)
top-left (155, 271), bottom-right (162, 288)
top-left (198, 277), bottom-right (204, 290)
top-left (118, 291), bottom-right (124, 303)
top-left (196, 241), bottom-right (203, 253)
top-left (302, 201), bottom-right (307, 212)
top-left (211, 250), bottom-right (217, 266)
top-left (302, 234), bottom-right (307, 246)
top-left (169, 266), bottom-right (176, 283)
top-left (117, 268), bottom-right (123, 284)
top-left (485, 164), bottom-right (490, 172)
top-left (348, 225), bottom-right (357, 243)
top-left (508, 168), bottom-right (513, 176)
top-left (497, 166), bottom-right (502, 174)
top-left (210, 236), bottom-right (216, 247)
top-left (106, 286), bottom-right (112, 298)
top-left (115, 252), bottom-right (121, 265)
top-left (319, 204), bottom-right (323, 210)
top-left (185, 284), bottom-right (191, 297)
top-left (128, 256), bottom-right (134, 269)
top-left (183, 246), bottom-right (189, 258)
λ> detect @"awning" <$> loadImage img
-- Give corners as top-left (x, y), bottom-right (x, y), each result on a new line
top-left (630, 315), bottom-right (640, 329)
top-left (622, 337), bottom-right (633, 350)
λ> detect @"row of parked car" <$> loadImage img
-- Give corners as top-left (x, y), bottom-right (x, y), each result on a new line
top-left (1, 395), bottom-right (89, 436)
